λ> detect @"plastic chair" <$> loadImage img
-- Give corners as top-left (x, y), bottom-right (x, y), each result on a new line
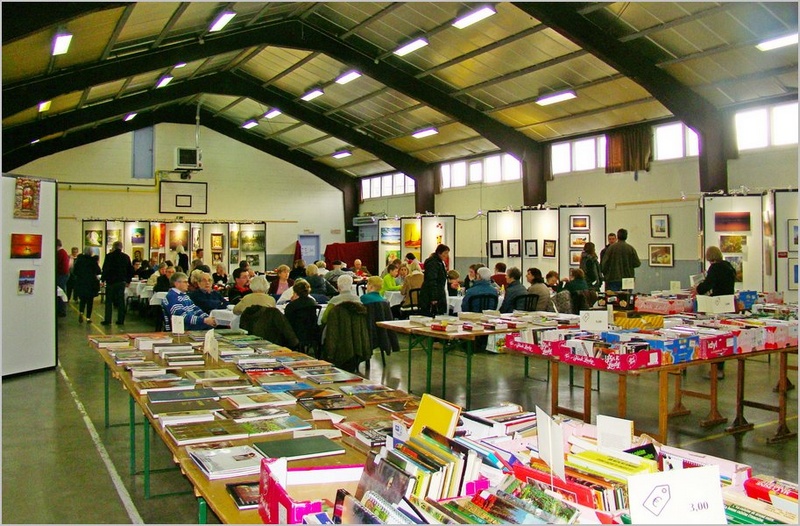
top-left (513, 293), bottom-right (540, 312)
top-left (463, 293), bottom-right (498, 313)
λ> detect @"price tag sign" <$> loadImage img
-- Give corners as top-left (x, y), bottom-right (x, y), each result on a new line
top-left (628, 465), bottom-right (726, 524)
top-left (580, 310), bottom-right (608, 332)
top-left (622, 277), bottom-right (635, 290)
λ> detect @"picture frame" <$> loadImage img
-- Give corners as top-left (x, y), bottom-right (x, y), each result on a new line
top-left (648, 243), bottom-right (674, 267)
top-left (788, 219), bottom-right (798, 251)
top-left (569, 232), bottom-right (589, 249)
top-left (542, 239), bottom-right (557, 258)
top-left (789, 258), bottom-right (798, 291)
top-left (211, 251), bottom-right (223, 265)
top-left (570, 250), bottom-right (582, 266)
top-left (507, 239), bottom-right (521, 258)
top-left (650, 214), bottom-right (670, 238)
top-left (524, 239), bottom-right (538, 258)
top-left (719, 235), bottom-right (747, 254)
top-left (570, 215), bottom-right (590, 231)
top-left (130, 227), bottom-right (146, 245)
top-left (210, 233), bottom-right (224, 250)
top-left (714, 211), bottom-right (751, 232)
top-left (489, 240), bottom-right (504, 258)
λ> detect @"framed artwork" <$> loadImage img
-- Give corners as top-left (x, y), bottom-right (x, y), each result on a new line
top-left (788, 219), bottom-right (798, 251)
top-left (130, 227), bottom-right (146, 245)
top-left (524, 239), bottom-right (538, 258)
top-left (569, 250), bottom-right (582, 266)
top-left (210, 233), bottom-right (224, 250)
top-left (714, 211), bottom-right (751, 232)
top-left (569, 233), bottom-right (589, 249)
top-left (192, 227), bottom-right (201, 249)
top-left (169, 229), bottom-right (189, 250)
top-left (650, 214), bottom-right (670, 238)
top-left (10, 233), bottom-right (43, 259)
top-left (648, 244), bottom-right (674, 267)
top-left (245, 254), bottom-right (260, 267)
top-left (380, 226), bottom-right (401, 245)
top-left (789, 258), bottom-right (798, 291)
top-left (211, 251), bottom-right (223, 265)
top-left (150, 250), bottom-right (160, 263)
top-left (489, 240), bottom-right (504, 258)
top-left (570, 215), bottom-right (590, 231)
top-left (719, 235), bottom-right (747, 254)
top-left (240, 230), bottom-right (265, 252)
top-left (150, 223), bottom-right (165, 248)
top-left (229, 230), bottom-right (239, 249)
top-left (725, 255), bottom-right (744, 283)
top-left (507, 239), bottom-right (521, 258)
top-left (85, 230), bottom-right (103, 247)
top-left (106, 229), bottom-right (122, 246)
top-left (230, 249), bottom-right (239, 263)
top-left (542, 239), bottom-right (557, 258)
top-left (13, 177), bottom-right (41, 219)
top-left (132, 248), bottom-right (144, 261)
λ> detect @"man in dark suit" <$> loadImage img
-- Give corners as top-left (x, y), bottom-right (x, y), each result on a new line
top-left (101, 241), bottom-right (133, 325)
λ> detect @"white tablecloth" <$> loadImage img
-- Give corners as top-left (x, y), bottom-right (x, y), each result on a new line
top-left (211, 308), bottom-right (239, 329)
top-left (448, 295), bottom-right (463, 314)
top-left (385, 291), bottom-right (403, 307)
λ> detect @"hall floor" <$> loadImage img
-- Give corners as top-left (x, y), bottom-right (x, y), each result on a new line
top-left (3, 299), bottom-right (797, 523)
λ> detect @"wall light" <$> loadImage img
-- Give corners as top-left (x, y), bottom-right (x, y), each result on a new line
top-left (335, 71), bottom-right (362, 85)
top-left (156, 75), bottom-right (174, 89)
top-left (332, 150), bottom-right (352, 159)
top-left (241, 119), bottom-right (259, 129)
top-left (453, 6), bottom-right (496, 29)
top-left (124, 113), bottom-right (137, 122)
top-left (38, 101), bottom-right (52, 113)
top-left (209, 10), bottom-right (236, 32)
top-left (412, 127), bottom-right (438, 139)
top-left (264, 109), bottom-right (281, 119)
top-left (536, 89), bottom-right (576, 106)
top-left (756, 33), bottom-right (798, 51)
top-left (51, 30), bottom-right (73, 56)
top-left (394, 38), bottom-right (428, 57)
top-left (301, 88), bottom-right (324, 101)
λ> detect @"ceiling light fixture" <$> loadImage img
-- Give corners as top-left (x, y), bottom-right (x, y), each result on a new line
top-left (332, 150), bottom-right (352, 159)
top-left (536, 89), bottom-right (577, 106)
top-left (38, 101), bottom-right (52, 113)
top-left (301, 88), bottom-right (324, 101)
top-left (241, 119), bottom-right (259, 129)
top-left (264, 109), bottom-right (281, 119)
top-left (156, 75), bottom-right (173, 88)
top-left (124, 113), bottom-right (137, 122)
top-left (335, 71), bottom-right (362, 85)
top-left (209, 10), bottom-right (236, 32)
top-left (394, 37), bottom-right (428, 57)
top-left (31, 139), bottom-right (40, 145)
top-left (51, 29), bottom-right (73, 56)
top-left (174, 62), bottom-right (187, 68)
top-left (756, 33), bottom-right (798, 51)
top-left (453, 6), bottom-right (496, 29)
top-left (412, 127), bottom-right (438, 139)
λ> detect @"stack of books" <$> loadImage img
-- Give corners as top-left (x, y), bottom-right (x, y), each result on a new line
top-left (187, 444), bottom-right (265, 479)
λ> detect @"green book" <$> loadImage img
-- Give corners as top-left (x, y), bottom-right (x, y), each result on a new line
top-left (253, 434), bottom-right (345, 461)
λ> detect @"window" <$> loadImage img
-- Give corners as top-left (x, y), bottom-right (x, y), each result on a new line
top-left (451, 161), bottom-right (467, 187)
top-left (735, 109), bottom-right (769, 150)
top-left (360, 173), bottom-right (415, 200)
top-left (550, 135), bottom-right (606, 175)
top-left (735, 102), bottom-right (798, 151)
top-left (772, 103), bottom-right (798, 146)
top-left (469, 161), bottom-right (483, 183)
top-left (483, 155), bottom-right (501, 183)
top-left (654, 122), bottom-right (699, 161)
top-left (502, 154), bottom-right (521, 181)
top-left (361, 178), bottom-right (371, 200)
top-left (438, 152), bottom-right (520, 189)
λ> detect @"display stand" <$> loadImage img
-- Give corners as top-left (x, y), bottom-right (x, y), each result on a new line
top-left (487, 209), bottom-right (522, 271)
top-left (377, 218), bottom-right (402, 269)
top-left (558, 205), bottom-right (606, 278)
top-left (229, 222), bottom-right (267, 273)
top-left (773, 189), bottom-right (798, 302)
top-left (521, 208), bottom-right (559, 271)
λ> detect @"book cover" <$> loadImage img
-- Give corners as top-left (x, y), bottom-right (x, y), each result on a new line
top-left (147, 388), bottom-right (220, 404)
top-left (297, 397), bottom-right (364, 412)
top-left (334, 416), bottom-right (395, 437)
top-left (187, 444), bottom-right (265, 479)
top-left (304, 371), bottom-right (364, 384)
top-left (409, 393), bottom-right (462, 439)
top-left (352, 389), bottom-right (413, 406)
top-left (377, 399), bottom-right (421, 413)
top-left (226, 482), bottom-right (260, 510)
top-left (217, 406), bottom-right (289, 422)
top-left (332, 488), bottom-right (382, 524)
top-left (286, 387), bottom-right (343, 401)
top-left (743, 474), bottom-right (799, 503)
top-left (253, 435), bottom-right (345, 461)
top-left (135, 377), bottom-right (196, 394)
top-left (355, 428), bottom-right (392, 448)
top-left (355, 452), bottom-right (416, 504)
top-left (339, 384), bottom-right (393, 396)
top-left (260, 381), bottom-right (315, 393)
top-left (226, 391), bottom-right (297, 408)
top-left (166, 419), bottom-right (249, 445)
top-left (240, 415), bottom-right (312, 438)
top-left (183, 368), bottom-right (242, 382)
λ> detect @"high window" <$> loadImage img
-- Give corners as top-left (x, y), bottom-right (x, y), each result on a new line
top-left (440, 153), bottom-right (521, 189)
top-left (360, 173), bottom-right (415, 200)
top-left (550, 135), bottom-right (606, 175)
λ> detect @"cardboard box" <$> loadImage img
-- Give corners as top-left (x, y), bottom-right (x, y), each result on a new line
top-left (635, 334), bottom-right (700, 365)
top-left (614, 311), bottom-right (664, 330)
top-left (635, 296), bottom-right (693, 315)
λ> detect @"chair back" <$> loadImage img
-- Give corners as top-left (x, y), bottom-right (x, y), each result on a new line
top-left (239, 305), bottom-right (300, 350)
top-left (513, 293), bottom-right (540, 312)
top-left (407, 288), bottom-right (422, 312)
top-left (364, 301), bottom-right (400, 365)
top-left (464, 293), bottom-right (498, 312)
top-left (356, 282), bottom-right (367, 296)
top-left (285, 305), bottom-right (323, 356)
top-left (570, 289), bottom-right (599, 314)
top-left (160, 305), bottom-right (172, 332)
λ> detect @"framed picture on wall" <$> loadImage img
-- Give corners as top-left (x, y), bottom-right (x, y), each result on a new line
top-left (130, 227), bottom-right (146, 245)
top-left (524, 239), bottom-right (538, 258)
top-left (570, 250), bottom-right (582, 266)
top-left (210, 233), bottom-right (224, 250)
top-left (648, 244), bottom-right (674, 267)
top-left (788, 219), bottom-right (798, 251)
top-left (650, 214), bottom-right (670, 238)
top-left (570, 215), bottom-right (590, 231)
top-left (789, 258), bottom-right (798, 290)
top-left (507, 239), bottom-right (521, 258)
top-left (569, 233), bottom-right (589, 249)
top-left (719, 235), bottom-right (747, 254)
top-left (230, 249), bottom-right (239, 263)
top-left (542, 239), bottom-right (557, 258)
top-left (489, 240), bottom-right (504, 258)
top-left (212, 252), bottom-right (223, 265)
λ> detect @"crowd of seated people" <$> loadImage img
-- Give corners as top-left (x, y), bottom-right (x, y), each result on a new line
top-left (227, 268), bottom-right (253, 306)
top-left (162, 272), bottom-right (217, 330)
top-left (232, 275), bottom-right (274, 315)
top-left (189, 272), bottom-right (228, 313)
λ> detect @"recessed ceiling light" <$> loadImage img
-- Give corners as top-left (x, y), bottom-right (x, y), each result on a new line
top-left (394, 38), bottom-right (428, 57)
top-left (209, 10), bottom-right (236, 32)
top-left (332, 150), bottom-right (352, 159)
top-left (535, 90), bottom-right (576, 106)
top-left (335, 71), bottom-right (362, 85)
top-left (174, 62), bottom-right (187, 69)
top-left (756, 33), bottom-right (798, 51)
top-left (264, 109), bottom-right (282, 119)
top-left (242, 120), bottom-right (259, 129)
top-left (453, 6), bottom-right (496, 29)
top-left (301, 88), bottom-right (324, 101)
top-left (38, 101), bottom-right (52, 112)
top-left (412, 127), bottom-right (438, 139)
top-left (124, 113), bottom-right (137, 122)
top-left (156, 76), bottom-right (173, 89)
top-left (51, 30), bottom-right (72, 56)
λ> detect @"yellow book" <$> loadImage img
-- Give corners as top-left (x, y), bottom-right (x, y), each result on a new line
top-left (409, 393), bottom-right (461, 439)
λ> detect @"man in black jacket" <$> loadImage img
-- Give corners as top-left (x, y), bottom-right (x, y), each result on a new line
top-left (101, 241), bottom-right (133, 325)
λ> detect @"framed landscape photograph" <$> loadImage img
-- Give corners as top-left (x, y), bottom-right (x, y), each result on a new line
top-left (714, 211), bottom-right (751, 232)
top-left (570, 215), bottom-right (590, 231)
top-left (788, 219), bottom-right (798, 251)
top-left (719, 235), bottom-right (747, 254)
top-left (210, 233), bottom-right (224, 250)
top-left (648, 243), bottom-right (674, 267)
top-left (524, 239), bottom-right (538, 258)
top-left (245, 254), bottom-right (260, 267)
top-left (130, 227), bottom-right (146, 245)
top-left (570, 250), bottom-right (582, 266)
top-left (507, 239), bottom-right (521, 258)
top-left (240, 230), bottom-right (266, 252)
top-left (542, 239), bottom-right (557, 258)
top-left (789, 258), bottom-right (798, 290)
top-left (650, 214), bottom-right (670, 238)
top-left (569, 233), bottom-right (589, 249)
top-left (489, 240), bottom-right (504, 258)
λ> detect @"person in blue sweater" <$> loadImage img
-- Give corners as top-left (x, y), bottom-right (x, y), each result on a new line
top-left (163, 272), bottom-right (217, 330)
top-left (499, 267), bottom-right (527, 313)
top-left (360, 276), bottom-right (387, 305)
top-left (461, 267), bottom-right (499, 312)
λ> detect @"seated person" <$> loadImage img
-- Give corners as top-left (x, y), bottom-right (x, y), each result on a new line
top-left (325, 260), bottom-right (347, 287)
top-left (381, 263), bottom-right (403, 295)
top-left (352, 259), bottom-right (370, 278)
top-left (525, 267), bottom-right (553, 311)
top-left (360, 276), bottom-right (387, 305)
top-left (283, 280), bottom-right (318, 317)
top-left (189, 272), bottom-right (228, 314)
top-left (233, 275), bottom-right (275, 315)
top-left (463, 263), bottom-right (485, 290)
top-left (191, 248), bottom-right (204, 272)
top-left (305, 263), bottom-right (336, 299)
top-left (131, 259), bottom-right (142, 281)
top-left (288, 259), bottom-right (307, 281)
top-left (227, 268), bottom-right (253, 305)
top-left (239, 260), bottom-right (255, 279)
top-left (461, 267), bottom-right (499, 312)
top-left (447, 269), bottom-right (461, 297)
top-left (564, 268), bottom-right (589, 294)
top-left (380, 258), bottom-right (402, 278)
top-left (392, 261), bottom-right (425, 319)
top-left (188, 269), bottom-right (204, 292)
top-left (492, 262), bottom-right (508, 289)
top-left (315, 260), bottom-right (328, 276)
top-left (136, 259), bottom-right (152, 281)
top-left (153, 265), bottom-right (175, 293)
top-left (162, 272), bottom-right (217, 330)
top-left (323, 275), bottom-right (360, 323)
top-left (147, 262), bottom-right (167, 287)
top-left (212, 263), bottom-right (228, 286)
top-left (268, 264), bottom-right (294, 296)
top-left (396, 263), bottom-right (409, 286)
top-left (545, 270), bottom-right (565, 293)
top-left (499, 267), bottom-right (526, 313)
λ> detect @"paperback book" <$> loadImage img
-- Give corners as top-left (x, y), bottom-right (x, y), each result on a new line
top-left (260, 381), bottom-right (315, 393)
top-left (377, 399), bottom-right (421, 413)
top-left (217, 406), bottom-right (290, 423)
top-left (240, 415), bottom-right (312, 438)
top-left (285, 387), bottom-right (342, 401)
top-left (183, 368), bottom-right (242, 383)
top-left (166, 419), bottom-right (249, 446)
top-left (135, 377), bottom-right (197, 394)
top-left (297, 397), bottom-right (364, 412)
top-left (253, 435), bottom-right (345, 461)
top-left (226, 482), bottom-right (260, 510)
top-left (226, 391), bottom-right (297, 408)
top-left (187, 444), bottom-right (265, 480)
top-left (338, 384), bottom-right (392, 396)
top-left (148, 388), bottom-right (220, 404)
top-left (352, 389), bottom-right (413, 406)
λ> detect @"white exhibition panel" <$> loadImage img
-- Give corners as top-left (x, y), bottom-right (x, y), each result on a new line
top-left (774, 190), bottom-right (798, 301)
top-left (377, 219), bottom-right (401, 269)
top-left (703, 195), bottom-right (764, 292)
top-left (400, 218), bottom-right (422, 263)
top-left (2, 175), bottom-right (57, 376)
top-left (558, 206), bottom-right (606, 278)
top-left (521, 208), bottom-right (559, 271)
top-left (487, 210), bottom-right (522, 270)
top-left (420, 215), bottom-right (456, 261)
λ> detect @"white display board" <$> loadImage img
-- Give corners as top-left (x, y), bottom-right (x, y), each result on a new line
top-left (558, 205), bottom-right (606, 278)
top-left (774, 190), bottom-right (798, 302)
top-left (2, 175), bottom-right (58, 375)
top-left (521, 208), bottom-right (559, 271)
top-left (487, 210), bottom-right (522, 270)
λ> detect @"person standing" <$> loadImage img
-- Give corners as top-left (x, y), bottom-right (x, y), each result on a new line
top-left (73, 247), bottom-right (101, 323)
top-left (101, 241), bottom-right (133, 325)
top-left (56, 239), bottom-right (71, 317)
top-left (600, 228), bottom-right (640, 292)
top-left (191, 248), bottom-right (204, 271)
top-left (694, 246), bottom-right (737, 379)
top-left (580, 241), bottom-right (603, 290)
top-left (419, 244), bottom-right (449, 316)
top-left (599, 232), bottom-right (617, 263)
top-left (66, 246), bottom-right (80, 302)
top-left (175, 245), bottom-right (189, 273)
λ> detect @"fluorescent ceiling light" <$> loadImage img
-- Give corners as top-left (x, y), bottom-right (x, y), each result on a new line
top-left (209, 10), bottom-right (236, 32)
top-left (52, 31), bottom-right (73, 56)
top-left (453, 6), bottom-right (496, 29)
top-left (301, 88), bottom-right (324, 101)
top-left (756, 33), bottom-right (798, 51)
top-left (124, 113), bottom-right (137, 122)
top-left (332, 150), bottom-right (352, 159)
top-left (394, 38), bottom-right (428, 57)
top-left (264, 109), bottom-right (282, 119)
top-left (38, 101), bottom-right (51, 112)
top-left (174, 62), bottom-right (187, 69)
top-left (536, 90), bottom-right (576, 106)
top-left (335, 71), bottom-right (362, 85)
top-left (156, 75), bottom-right (173, 88)
top-left (412, 127), bottom-right (438, 139)
top-left (242, 120), bottom-right (259, 129)
top-left (31, 139), bottom-right (40, 145)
